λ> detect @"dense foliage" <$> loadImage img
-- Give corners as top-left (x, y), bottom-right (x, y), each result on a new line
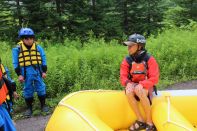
top-left (0, 0), bottom-right (197, 41)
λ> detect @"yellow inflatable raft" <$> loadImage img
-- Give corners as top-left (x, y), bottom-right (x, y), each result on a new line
top-left (46, 89), bottom-right (197, 131)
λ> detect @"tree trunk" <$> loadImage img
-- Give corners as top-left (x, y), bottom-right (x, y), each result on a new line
top-left (147, 0), bottom-right (151, 36)
top-left (190, 0), bottom-right (194, 19)
top-left (55, 0), bottom-right (64, 41)
top-left (123, 0), bottom-right (128, 34)
top-left (16, 0), bottom-right (22, 27)
top-left (91, 0), bottom-right (96, 21)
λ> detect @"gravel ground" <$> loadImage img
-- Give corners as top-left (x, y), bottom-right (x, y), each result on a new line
top-left (15, 80), bottom-right (197, 131)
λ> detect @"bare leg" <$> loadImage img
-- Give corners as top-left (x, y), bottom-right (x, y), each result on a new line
top-left (126, 91), bottom-right (144, 122)
top-left (134, 88), bottom-right (153, 125)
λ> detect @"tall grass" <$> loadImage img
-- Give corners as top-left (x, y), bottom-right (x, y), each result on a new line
top-left (0, 28), bottom-right (197, 98)
top-left (45, 39), bottom-right (126, 97)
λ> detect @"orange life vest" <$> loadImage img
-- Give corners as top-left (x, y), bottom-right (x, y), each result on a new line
top-left (0, 69), bottom-right (8, 104)
top-left (130, 61), bottom-right (147, 83)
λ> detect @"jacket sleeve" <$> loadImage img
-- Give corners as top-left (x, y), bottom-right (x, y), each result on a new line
top-left (139, 56), bottom-right (159, 90)
top-left (12, 47), bottom-right (21, 76)
top-left (120, 58), bottom-right (133, 87)
top-left (5, 67), bottom-right (12, 81)
top-left (37, 45), bottom-right (47, 72)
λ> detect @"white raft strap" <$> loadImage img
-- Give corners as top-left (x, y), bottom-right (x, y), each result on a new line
top-left (162, 96), bottom-right (192, 131)
top-left (59, 102), bottom-right (99, 131)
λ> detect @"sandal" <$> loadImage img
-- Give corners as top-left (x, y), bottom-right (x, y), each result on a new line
top-left (129, 120), bottom-right (146, 131)
top-left (146, 124), bottom-right (157, 131)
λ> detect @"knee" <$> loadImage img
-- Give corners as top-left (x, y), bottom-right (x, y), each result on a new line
top-left (37, 88), bottom-right (46, 96)
top-left (126, 90), bottom-right (136, 101)
top-left (24, 90), bottom-right (34, 98)
top-left (125, 87), bottom-right (135, 96)
top-left (135, 89), bottom-right (147, 99)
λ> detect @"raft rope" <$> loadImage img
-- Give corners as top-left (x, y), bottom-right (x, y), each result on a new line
top-left (58, 90), bottom-right (117, 131)
top-left (60, 89), bottom-right (119, 102)
top-left (163, 96), bottom-right (192, 131)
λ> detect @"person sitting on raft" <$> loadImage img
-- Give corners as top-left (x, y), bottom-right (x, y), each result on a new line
top-left (120, 33), bottom-right (159, 131)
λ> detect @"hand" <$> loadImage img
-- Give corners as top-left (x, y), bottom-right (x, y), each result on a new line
top-left (125, 82), bottom-right (136, 94)
top-left (134, 84), bottom-right (143, 94)
top-left (42, 73), bottom-right (46, 79)
top-left (18, 75), bottom-right (24, 83)
top-left (13, 91), bottom-right (19, 100)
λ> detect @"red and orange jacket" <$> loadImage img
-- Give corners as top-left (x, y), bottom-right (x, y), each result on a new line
top-left (120, 55), bottom-right (159, 90)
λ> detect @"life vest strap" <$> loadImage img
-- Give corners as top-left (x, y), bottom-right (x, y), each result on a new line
top-left (19, 59), bottom-right (42, 64)
top-left (0, 78), bottom-right (5, 89)
top-left (0, 64), bottom-right (6, 76)
top-left (148, 86), bottom-right (158, 105)
top-left (18, 54), bottom-right (41, 59)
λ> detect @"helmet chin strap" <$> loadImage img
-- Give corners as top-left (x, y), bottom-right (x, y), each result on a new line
top-left (130, 49), bottom-right (147, 62)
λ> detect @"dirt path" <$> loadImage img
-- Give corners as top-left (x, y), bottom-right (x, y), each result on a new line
top-left (15, 115), bottom-right (51, 131)
top-left (165, 80), bottom-right (197, 90)
top-left (15, 80), bottom-right (197, 131)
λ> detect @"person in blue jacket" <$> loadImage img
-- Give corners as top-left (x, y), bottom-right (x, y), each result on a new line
top-left (0, 103), bottom-right (16, 131)
top-left (0, 59), bottom-right (16, 131)
top-left (12, 28), bottom-right (49, 117)
top-left (0, 105), bottom-right (16, 131)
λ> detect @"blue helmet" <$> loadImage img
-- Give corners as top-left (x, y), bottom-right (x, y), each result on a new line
top-left (18, 28), bottom-right (35, 38)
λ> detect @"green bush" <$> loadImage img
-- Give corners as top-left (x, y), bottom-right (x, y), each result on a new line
top-left (147, 29), bottom-right (197, 87)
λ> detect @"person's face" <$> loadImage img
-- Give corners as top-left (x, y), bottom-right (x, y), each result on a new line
top-left (22, 37), bottom-right (34, 46)
top-left (128, 43), bottom-right (138, 55)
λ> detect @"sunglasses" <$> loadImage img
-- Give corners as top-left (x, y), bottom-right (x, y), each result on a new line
top-left (128, 43), bottom-right (137, 48)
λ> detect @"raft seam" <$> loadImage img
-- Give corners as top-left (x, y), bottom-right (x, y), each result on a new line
top-left (59, 102), bottom-right (99, 131)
